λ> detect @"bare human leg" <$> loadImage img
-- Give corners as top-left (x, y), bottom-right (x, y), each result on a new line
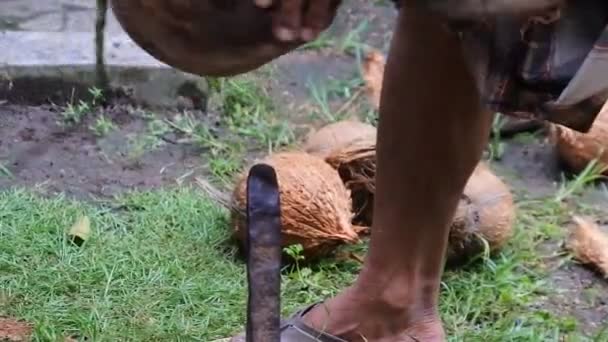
top-left (301, 5), bottom-right (493, 342)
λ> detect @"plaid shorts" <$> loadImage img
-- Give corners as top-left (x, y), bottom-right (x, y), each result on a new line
top-left (396, 0), bottom-right (608, 133)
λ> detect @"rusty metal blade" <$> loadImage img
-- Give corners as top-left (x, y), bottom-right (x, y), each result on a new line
top-left (245, 163), bottom-right (282, 342)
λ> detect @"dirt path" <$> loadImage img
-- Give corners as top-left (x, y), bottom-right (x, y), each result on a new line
top-left (0, 104), bottom-right (204, 199)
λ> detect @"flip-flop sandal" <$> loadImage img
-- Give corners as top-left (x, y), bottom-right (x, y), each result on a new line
top-left (225, 302), bottom-right (424, 342)
top-left (228, 303), bottom-right (347, 342)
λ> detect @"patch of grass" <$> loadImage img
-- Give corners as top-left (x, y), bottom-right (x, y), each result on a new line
top-left (219, 77), bottom-right (294, 149)
top-left (0, 161), bottom-right (13, 179)
top-left (89, 115), bottom-right (116, 137)
top-left (487, 113), bottom-right (507, 161)
top-left (300, 30), bottom-right (335, 51)
top-left (0, 189), bottom-right (237, 340)
top-left (167, 76), bottom-right (296, 183)
top-left (124, 116), bottom-right (173, 164)
top-left (554, 158), bottom-right (608, 202)
top-left (60, 100), bottom-right (91, 126)
top-left (60, 87), bottom-right (104, 126)
top-left (306, 73), bottom-right (366, 123)
top-left (300, 20), bottom-right (370, 57)
top-left (0, 187), bottom-right (603, 341)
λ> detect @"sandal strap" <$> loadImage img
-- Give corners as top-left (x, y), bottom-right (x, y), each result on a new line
top-left (279, 303), bottom-right (348, 342)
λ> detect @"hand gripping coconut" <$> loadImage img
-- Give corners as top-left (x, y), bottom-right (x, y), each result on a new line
top-left (110, 0), bottom-right (338, 77)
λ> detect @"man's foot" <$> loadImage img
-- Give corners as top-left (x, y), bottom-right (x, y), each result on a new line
top-left (300, 286), bottom-right (445, 341)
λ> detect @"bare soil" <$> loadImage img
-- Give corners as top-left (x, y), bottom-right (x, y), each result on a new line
top-left (0, 317), bottom-right (32, 342)
top-left (0, 104), bottom-right (205, 199)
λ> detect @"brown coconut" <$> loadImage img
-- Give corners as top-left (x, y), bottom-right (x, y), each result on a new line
top-left (566, 216), bottom-right (608, 278)
top-left (446, 162), bottom-right (516, 266)
top-left (304, 120), bottom-right (377, 160)
top-left (231, 152), bottom-right (360, 259)
top-left (552, 102), bottom-right (608, 175)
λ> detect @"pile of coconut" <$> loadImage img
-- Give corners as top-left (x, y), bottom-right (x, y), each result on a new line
top-left (219, 49), bottom-right (518, 265)
top-left (227, 120), bottom-right (516, 265)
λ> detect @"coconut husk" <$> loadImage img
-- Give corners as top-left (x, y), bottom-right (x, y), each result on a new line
top-left (231, 152), bottom-right (360, 259)
top-left (362, 50), bottom-right (386, 110)
top-left (445, 194), bottom-right (483, 266)
top-left (566, 216), bottom-right (608, 278)
top-left (551, 102), bottom-right (608, 175)
top-left (304, 120), bottom-right (376, 160)
top-left (325, 136), bottom-right (377, 226)
top-left (446, 162), bottom-right (516, 266)
top-left (320, 134), bottom-right (516, 265)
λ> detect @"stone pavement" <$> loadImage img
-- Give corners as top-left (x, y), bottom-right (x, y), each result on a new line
top-left (0, 0), bottom-right (123, 34)
top-left (0, 0), bottom-right (206, 108)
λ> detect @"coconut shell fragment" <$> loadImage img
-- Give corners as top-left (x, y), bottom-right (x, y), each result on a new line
top-left (231, 152), bottom-right (359, 259)
top-left (566, 216), bottom-right (608, 278)
top-left (552, 102), bottom-right (608, 175)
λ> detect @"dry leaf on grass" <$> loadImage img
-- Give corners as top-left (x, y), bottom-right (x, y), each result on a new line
top-left (67, 215), bottom-right (91, 246)
top-left (362, 50), bottom-right (386, 110)
top-left (0, 318), bottom-right (32, 342)
top-left (566, 216), bottom-right (608, 278)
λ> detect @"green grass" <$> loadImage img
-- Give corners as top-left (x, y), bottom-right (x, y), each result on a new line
top-left (89, 115), bottom-right (116, 138)
top-left (1, 187), bottom-right (605, 341)
top-left (1, 189), bottom-right (243, 341)
top-left (157, 75), bottom-right (296, 183)
top-left (59, 87), bottom-right (105, 127)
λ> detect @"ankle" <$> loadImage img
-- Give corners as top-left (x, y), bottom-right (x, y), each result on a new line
top-left (351, 271), bottom-right (441, 316)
